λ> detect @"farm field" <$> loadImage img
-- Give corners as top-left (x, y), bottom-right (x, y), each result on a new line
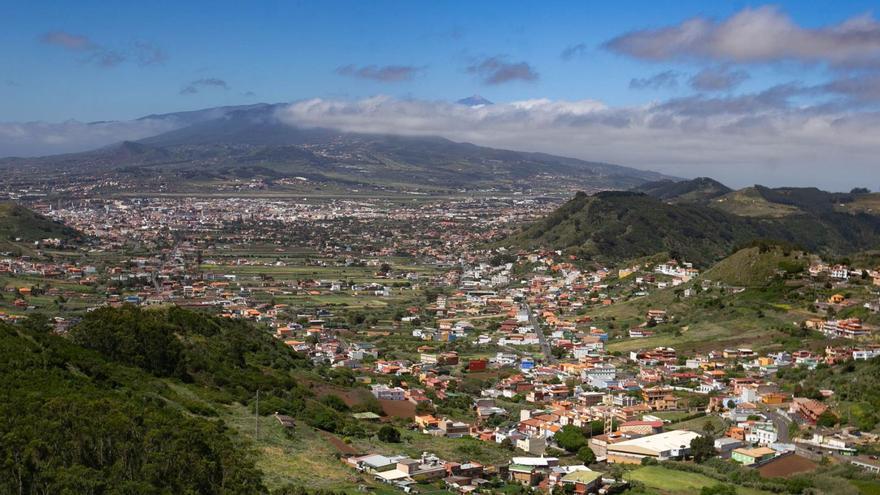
top-left (625, 466), bottom-right (773, 495)
top-left (757, 454), bottom-right (817, 478)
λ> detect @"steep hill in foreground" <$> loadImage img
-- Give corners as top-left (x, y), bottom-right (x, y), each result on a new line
top-left (2, 305), bottom-right (441, 493)
top-left (507, 190), bottom-right (880, 266)
top-left (0, 315), bottom-right (266, 493)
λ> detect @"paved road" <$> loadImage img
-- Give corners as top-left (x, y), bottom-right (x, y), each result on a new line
top-left (766, 409), bottom-right (791, 443)
top-left (524, 303), bottom-right (555, 364)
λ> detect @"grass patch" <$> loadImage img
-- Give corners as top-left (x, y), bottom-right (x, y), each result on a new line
top-left (625, 466), bottom-right (772, 495)
top-left (851, 479), bottom-right (880, 495)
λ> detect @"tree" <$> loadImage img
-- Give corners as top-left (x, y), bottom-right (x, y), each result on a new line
top-left (378, 425), bottom-right (401, 443)
top-left (320, 394), bottom-right (350, 412)
top-left (702, 419), bottom-right (718, 438)
top-left (690, 435), bottom-right (717, 463)
top-left (817, 410), bottom-right (838, 428)
top-left (577, 446), bottom-right (596, 465)
top-left (555, 425), bottom-right (587, 452)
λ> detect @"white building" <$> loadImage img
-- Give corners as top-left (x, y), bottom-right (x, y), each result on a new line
top-left (607, 430), bottom-right (703, 464)
top-left (746, 424), bottom-right (778, 446)
top-left (371, 384), bottom-right (406, 401)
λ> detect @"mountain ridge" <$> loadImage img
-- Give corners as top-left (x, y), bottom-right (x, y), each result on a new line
top-left (0, 103), bottom-right (674, 192)
top-left (507, 183), bottom-right (880, 266)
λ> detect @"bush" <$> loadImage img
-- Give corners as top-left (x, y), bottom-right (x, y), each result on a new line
top-left (378, 425), bottom-right (401, 443)
top-left (577, 446), bottom-right (596, 464)
top-left (701, 485), bottom-right (736, 495)
top-left (321, 394), bottom-right (350, 412)
top-left (555, 425), bottom-right (587, 452)
top-left (690, 435), bottom-right (718, 463)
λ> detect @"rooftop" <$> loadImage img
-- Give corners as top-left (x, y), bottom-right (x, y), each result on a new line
top-left (610, 430), bottom-right (702, 454)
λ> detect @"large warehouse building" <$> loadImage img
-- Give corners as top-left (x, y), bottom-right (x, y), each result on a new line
top-left (606, 430), bottom-right (702, 464)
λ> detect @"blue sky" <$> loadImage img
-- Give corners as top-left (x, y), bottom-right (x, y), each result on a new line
top-left (4, 1), bottom-right (880, 189)
top-left (3, 0), bottom-right (873, 121)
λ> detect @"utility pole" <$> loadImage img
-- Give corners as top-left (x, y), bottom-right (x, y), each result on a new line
top-left (255, 389), bottom-right (260, 441)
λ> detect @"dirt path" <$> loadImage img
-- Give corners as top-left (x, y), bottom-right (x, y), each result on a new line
top-left (320, 431), bottom-right (358, 455)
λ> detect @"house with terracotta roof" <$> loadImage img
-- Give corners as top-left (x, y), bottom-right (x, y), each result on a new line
top-left (790, 397), bottom-right (829, 424)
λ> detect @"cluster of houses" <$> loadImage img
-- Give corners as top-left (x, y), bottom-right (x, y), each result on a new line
top-left (345, 452), bottom-right (618, 494)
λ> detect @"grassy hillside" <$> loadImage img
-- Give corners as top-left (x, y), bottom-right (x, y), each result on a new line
top-left (507, 191), bottom-right (755, 266)
top-left (591, 251), bottom-right (825, 353)
top-left (0, 202), bottom-right (80, 247)
top-left (701, 245), bottom-right (809, 287)
top-left (0, 307), bottom-right (367, 493)
top-left (838, 193), bottom-right (880, 215)
top-left (634, 177), bottom-right (732, 204)
top-left (507, 190), bottom-right (880, 266)
top-left (711, 187), bottom-right (802, 218)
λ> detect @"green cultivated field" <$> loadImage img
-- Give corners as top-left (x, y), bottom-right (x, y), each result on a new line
top-left (625, 466), bottom-right (772, 495)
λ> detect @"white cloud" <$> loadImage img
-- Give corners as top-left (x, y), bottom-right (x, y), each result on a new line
top-left (0, 119), bottom-right (179, 157)
top-left (2, 93), bottom-right (879, 191)
top-left (276, 95), bottom-right (880, 190)
top-left (605, 6), bottom-right (880, 68)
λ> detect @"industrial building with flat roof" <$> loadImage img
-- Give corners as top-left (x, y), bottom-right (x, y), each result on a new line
top-left (606, 430), bottom-right (702, 464)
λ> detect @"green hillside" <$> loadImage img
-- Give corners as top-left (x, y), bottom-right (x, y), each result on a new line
top-left (701, 244), bottom-right (809, 287)
top-left (634, 177), bottom-right (732, 204)
top-left (0, 306), bottom-right (380, 493)
top-left (711, 187), bottom-right (803, 218)
top-left (506, 190), bottom-right (880, 266)
top-left (0, 314), bottom-right (266, 494)
top-left (0, 202), bottom-right (81, 248)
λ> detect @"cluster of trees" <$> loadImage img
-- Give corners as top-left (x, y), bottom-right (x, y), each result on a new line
top-left (0, 321), bottom-right (265, 494)
top-left (778, 357), bottom-right (880, 431)
top-left (553, 425), bottom-right (595, 464)
top-left (71, 305), bottom-right (311, 405)
top-left (3, 305), bottom-right (428, 493)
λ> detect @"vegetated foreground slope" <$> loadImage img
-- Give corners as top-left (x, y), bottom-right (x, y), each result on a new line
top-left (0, 306), bottom-right (368, 494)
top-left (0, 315), bottom-right (266, 494)
top-left (508, 188), bottom-right (880, 266)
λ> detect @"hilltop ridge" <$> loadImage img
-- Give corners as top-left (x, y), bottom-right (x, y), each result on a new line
top-left (505, 180), bottom-right (880, 266)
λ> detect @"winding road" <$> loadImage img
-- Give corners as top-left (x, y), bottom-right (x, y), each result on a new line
top-left (524, 303), bottom-right (555, 364)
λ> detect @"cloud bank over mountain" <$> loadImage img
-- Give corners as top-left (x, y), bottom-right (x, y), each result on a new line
top-left (273, 95), bottom-right (879, 190)
top-left (0, 119), bottom-right (179, 157)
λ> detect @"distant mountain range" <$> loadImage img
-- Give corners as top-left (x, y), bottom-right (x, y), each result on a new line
top-left (0, 102), bottom-right (671, 193)
top-left (506, 178), bottom-right (880, 265)
top-left (456, 95), bottom-right (493, 106)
